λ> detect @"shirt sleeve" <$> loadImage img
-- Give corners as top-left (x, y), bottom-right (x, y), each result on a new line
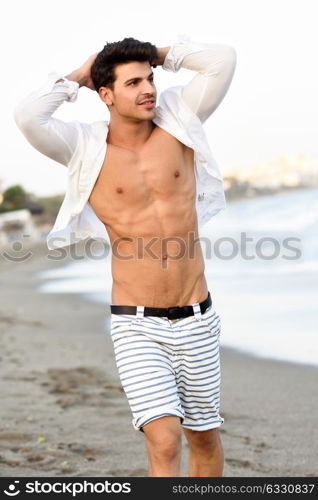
top-left (13, 72), bottom-right (81, 167)
top-left (162, 34), bottom-right (237, 123)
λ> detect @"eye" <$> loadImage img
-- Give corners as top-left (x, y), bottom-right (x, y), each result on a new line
top-left (129, 81), bottom-right (137, 86)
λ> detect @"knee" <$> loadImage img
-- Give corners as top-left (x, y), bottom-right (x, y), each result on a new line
top-left (146, 431), bottom-right (182, 463)
top-left (187, 428), bottom-right (222, 454)
top-left (153, 437), bottom-right (182, 462)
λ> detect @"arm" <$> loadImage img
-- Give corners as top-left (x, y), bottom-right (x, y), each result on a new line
top-left (13, 53), bottom-right (97, 167)
top-left (158, 35), bottom-right (237, 123)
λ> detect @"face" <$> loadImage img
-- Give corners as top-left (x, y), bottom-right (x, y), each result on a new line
top-left (99, 61), bottom-right (157, 121)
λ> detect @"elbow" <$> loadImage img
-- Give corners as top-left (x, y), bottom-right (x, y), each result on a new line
top-left (13, 101), bottom-right (39, 135)
top-left (13, 103), bottom-right (22, 129)
top-left (226, 47), bottom-right (237, 84)
top-left (14, 102), bottom-right (30, 131)
top-left (214, 45), bottom-right (237, 80)
top-left (204, 44), bottom-right (237, 77)
top-left (219, 45), bottom-right (237, 73)
top-left (226, 46), bottom-right (237, 69)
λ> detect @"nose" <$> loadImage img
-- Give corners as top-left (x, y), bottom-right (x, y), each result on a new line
top-left (141, 79), bottom-right (155, 94)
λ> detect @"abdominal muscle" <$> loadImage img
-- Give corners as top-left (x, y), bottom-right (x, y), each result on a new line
top-left (108, 216), bottom-right (208, 308)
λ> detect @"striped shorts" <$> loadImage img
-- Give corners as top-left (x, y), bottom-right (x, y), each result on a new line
top-left (109, 297), bottom-right (224, 433)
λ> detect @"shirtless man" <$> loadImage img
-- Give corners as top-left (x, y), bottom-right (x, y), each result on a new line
top-left (14, 36), bottom-right (236, 477)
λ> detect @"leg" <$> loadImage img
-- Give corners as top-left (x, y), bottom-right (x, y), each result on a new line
top-left (142, 415), bottom-right (183, 477)
top-left (110, 313), bottom-right (185, 476)
top-left (174, 302), bottom-right (224, 476)
top-left (183, 427), bottom-right (224, 477)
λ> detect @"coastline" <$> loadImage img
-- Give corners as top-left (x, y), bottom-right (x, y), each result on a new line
top-left (0, 240), bottom-right (317, 477)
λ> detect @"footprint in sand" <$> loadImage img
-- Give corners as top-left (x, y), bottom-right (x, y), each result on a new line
top-left (0, 432), bottom-right (32, 442)
top-left (226, 457), bottom-right (253, 469)
top-left (225, 431), bottom-right (252, 444)
top-left (108, 468), bottom-right (148, 477)
top-left (226, 457), bottom-right (273, 475)
top-left (255, 441), bottom-right (269, 453)
top-left (0, 315), bottom-right (43, 326)
top-left (35, 366), bottom-right (124, 409)
top-left (67, 442), bottom-right (100, 461)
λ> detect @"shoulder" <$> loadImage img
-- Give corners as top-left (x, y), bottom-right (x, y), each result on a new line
top-left (76, 119), bottom-right (108, 141)
top-left (156, 85), bottom-right (202, 128)
top-left (157, 85), bottom-right (184, 114)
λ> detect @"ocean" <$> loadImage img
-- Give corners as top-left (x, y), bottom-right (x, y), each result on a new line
top-left (36, 187), bottom-right (318, 367)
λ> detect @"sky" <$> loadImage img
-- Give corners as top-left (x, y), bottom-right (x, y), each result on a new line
top-left (2, 0), bottom-right (318, 196)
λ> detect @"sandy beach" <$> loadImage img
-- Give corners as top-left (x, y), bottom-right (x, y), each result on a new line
top-left (0, 239), bottom-right (317, 477)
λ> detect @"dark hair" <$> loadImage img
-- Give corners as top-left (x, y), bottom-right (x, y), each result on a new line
top-left (91, 37), bottom-right (158, 92)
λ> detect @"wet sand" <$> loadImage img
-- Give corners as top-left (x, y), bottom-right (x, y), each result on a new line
top-left (0, 239), bottom-right (317, 477)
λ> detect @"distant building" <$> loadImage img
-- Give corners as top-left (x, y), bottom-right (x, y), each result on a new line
top-left (0, 209), bottom-right (40, 246)
top-left (223, 153), bottom-right (318, 199)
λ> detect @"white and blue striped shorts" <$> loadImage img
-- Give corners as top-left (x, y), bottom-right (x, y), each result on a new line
top-left (109, 297), bottom-right (224, 433)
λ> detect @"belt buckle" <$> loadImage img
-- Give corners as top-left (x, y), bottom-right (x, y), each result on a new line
top-left (167, 306), bottom-right (181, 320)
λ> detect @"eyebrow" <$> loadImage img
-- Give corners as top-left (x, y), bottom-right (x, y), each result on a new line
top-left (124, 71), bottom-right (154, 85)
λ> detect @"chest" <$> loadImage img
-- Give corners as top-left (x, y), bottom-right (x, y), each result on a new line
top-left (88, 128), bottom-right (195, 213)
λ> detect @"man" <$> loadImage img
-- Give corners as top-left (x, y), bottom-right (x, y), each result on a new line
top-left (14, 34), bottom-right (237, 477)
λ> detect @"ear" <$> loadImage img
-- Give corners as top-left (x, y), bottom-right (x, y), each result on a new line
top-left (98, 86), bottom-right (113, 106)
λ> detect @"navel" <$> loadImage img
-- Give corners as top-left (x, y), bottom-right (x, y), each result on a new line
top-left (174, 170), bottom-right (180, 178)
top-left (116, 187), bottom-right (123, 194)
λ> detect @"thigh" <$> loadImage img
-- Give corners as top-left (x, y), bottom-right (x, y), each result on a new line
top-left (110, 314), bottom-right (185, 432)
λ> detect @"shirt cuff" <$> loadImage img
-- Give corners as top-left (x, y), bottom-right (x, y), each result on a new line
top-left (162, 34), bottom-right (194, 72)
top-left (37, 72), bottom-right (79, 102)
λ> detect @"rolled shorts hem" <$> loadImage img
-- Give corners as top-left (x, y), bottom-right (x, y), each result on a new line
top-left (132, 407), bottom-right (185, 433)
top-left (182, 416), bottom-right (225, 432)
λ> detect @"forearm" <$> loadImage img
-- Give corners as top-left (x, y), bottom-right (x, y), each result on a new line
top-left (56, 69), bottom-right (88, 88)
top-left (56, 53), bottom-right (98, 89)
top-left (154, 47), bottom-right (170, 66)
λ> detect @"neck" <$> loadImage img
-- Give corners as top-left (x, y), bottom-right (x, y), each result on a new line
top-left (107, 114), bottom-right (156, 151)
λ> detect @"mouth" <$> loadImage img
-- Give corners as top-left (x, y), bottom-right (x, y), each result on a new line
top-left (138, 100), bottom-right (156, 109)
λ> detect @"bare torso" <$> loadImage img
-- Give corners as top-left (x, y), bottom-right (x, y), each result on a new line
top-left (89, 123), bottom-right (208, 307)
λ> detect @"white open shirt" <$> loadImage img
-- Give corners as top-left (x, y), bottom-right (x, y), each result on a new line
top-left (14, 34), bottom-right (237, 250)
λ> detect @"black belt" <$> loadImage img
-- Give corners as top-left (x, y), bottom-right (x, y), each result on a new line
top-left (110, 292), bottom-right (212, 320)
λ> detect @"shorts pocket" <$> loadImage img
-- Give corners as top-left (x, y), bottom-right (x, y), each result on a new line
top-left (201, 305), bottom-right (221, 337)
top-left (110, 314), bottom-right (138, 337)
